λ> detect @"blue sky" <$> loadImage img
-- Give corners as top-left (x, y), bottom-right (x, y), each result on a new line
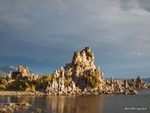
top-left (0, 0), bottom-right (150, 78)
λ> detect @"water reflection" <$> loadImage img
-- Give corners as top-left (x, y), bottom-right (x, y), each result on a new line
top-left (0, 90), bottom-right (150, 113)
top-left (6, 95), bottom-right (105, 113)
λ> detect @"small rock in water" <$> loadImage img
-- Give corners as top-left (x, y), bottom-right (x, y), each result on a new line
top-left (129, 89), bottom-right (139, 95)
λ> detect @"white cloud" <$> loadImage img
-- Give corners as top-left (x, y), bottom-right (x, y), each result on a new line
top-left (138, 36), bottom-right (150, 42)
top-left (0, 0), bottom-right (32, 30)
top-left (41, 0), bottom-right (66, 13)
top-left (60, 0), bottom-right (150, 46)
top-left (24, 39), bottom-right (46, 46)
top-left (126, 52), bottom-right (144, 56)
top-left (0, 0), bottom-right (66, 31)
top-left (138, 36), bottom-right (150, 48)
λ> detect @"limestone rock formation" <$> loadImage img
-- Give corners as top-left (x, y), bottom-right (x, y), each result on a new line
top-left (124, 79), bottom-right (129, 89)
top-left (124, 89), bottom-right (139, 95)
top-left (64, 47), bottom-right (103, 86)
top-left (12, 65), bottom-right (38, 81)
top-left (45, 47), bottom-right (105, 94)
top-left (123, 76), bottom-right (148, 89)
top-left (45, 47), bottom-right (125, 95)
top-left (44, 47), bottom-right (148, 95)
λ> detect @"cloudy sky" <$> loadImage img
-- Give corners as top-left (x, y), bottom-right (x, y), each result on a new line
top-left (0, 0), bottom-right (150, 78)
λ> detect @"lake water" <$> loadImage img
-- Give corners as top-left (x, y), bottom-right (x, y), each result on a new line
top-left (0, 89), bottom-right (150, 113)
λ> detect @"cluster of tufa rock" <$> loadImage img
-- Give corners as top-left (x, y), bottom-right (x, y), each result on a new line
top-left (123, 76), bottom-right (148, 89)
top-left (11, 65), bottom-right (38, 81)
top-left (0, 103), bottom-right (31, 113)
top-left (44, 47), bottom-right (148, 95)
top-left (6, 47), bottom-right (148, 95)
top-left (0, 103), bottom-right (43, 113)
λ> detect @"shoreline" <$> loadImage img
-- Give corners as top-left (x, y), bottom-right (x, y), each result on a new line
top-left (0, 91), bottom-right (45, 97)
top-left (0, 103), bottom-right (32, 113)
top-left (0, 89), bottom-right (141, 97)
top-left (0, 90), bottom-right (149, 113)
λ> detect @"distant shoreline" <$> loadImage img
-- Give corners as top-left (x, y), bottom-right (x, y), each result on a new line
top-left (0, 90), bottom-right (130, 96)
top-left (0, 89), bottom-right (146, 96)
top-left (0, 91), bottom-right (45, 97)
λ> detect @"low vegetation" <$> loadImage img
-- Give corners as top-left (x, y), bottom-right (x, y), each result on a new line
top-left (0, 74), bottom-right (53, 91)
top-left (64, 77), bottom-right (72, 87)
top-left (86, 73), bottom-right (100, 88)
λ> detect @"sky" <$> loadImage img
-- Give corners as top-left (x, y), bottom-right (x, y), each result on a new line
top-left (0, 0), bottom-right (150, 78)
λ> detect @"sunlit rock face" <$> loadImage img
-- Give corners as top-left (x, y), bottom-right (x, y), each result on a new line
top-left (45, 47), bottom-right (104, 94)
top-left (64, 47), bottom-right (103, 87)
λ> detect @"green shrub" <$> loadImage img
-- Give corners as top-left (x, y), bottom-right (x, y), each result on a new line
top-left (7, 80), bottom-right (32, 91)
top-left (5, 74), bottom-right (53, 91)
top-left (7, 81), bottom-right (23, 91)
top-left (64, 77), bottom-right (72, 87)
top-left (0, 84), bottom-right (6, 91)
top-left (35, 83), bottom-right (45, 91)
top-left (38, 74), bottom-right (53, 83)
top-left (25, 84), bottom-right (35, 92)
top-left (87, 74), bottom-right (100, 88)
top-left (0, 79), bottom-right (8, 85)
top-left (6, 76), bottom-right (12, 81)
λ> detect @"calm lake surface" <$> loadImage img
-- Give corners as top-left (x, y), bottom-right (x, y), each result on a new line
top-left (0, 89), bottom-right (150, 113)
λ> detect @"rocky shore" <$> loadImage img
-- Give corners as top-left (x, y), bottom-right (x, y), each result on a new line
top-left (0, 103), bottom-right (31, 113)
top-left (0, 88), bottom-right (139, 97)
top-left (0, 102), bottom-right (43, 113)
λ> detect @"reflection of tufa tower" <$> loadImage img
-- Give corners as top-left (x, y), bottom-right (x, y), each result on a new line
top-left (6, 97), bottom-right (10, 103)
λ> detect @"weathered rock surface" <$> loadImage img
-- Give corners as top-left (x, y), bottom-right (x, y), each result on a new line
top-left (53, 47), bottom-right (104, 85)
top-left (12, 65), bottom-right (38, 81)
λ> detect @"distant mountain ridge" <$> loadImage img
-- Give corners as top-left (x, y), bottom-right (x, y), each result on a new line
top-left (0, 70), bottom-right (7, 77)
top-left (0, 66), bottom-right (46, 77)
top-left (0, 66), bottom-right (17, 73)
top-left (0, 66), bottom-right (17, 77)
